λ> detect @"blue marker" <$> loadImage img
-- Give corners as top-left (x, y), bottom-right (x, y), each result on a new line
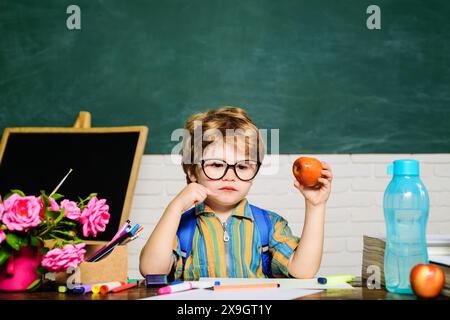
top-left (129, 224), bottom-right (141, 235)
top-left (72, 283), bottom-right (96, 294)
top-left (317, 275), bottom-right (356, 285)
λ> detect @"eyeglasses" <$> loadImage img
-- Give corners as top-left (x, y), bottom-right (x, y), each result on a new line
top-left (199, 159), bottom-right (261, 181)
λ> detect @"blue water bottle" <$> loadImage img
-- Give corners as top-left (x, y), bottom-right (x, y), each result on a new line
top-left (383, 159), bottom-right (429, 294)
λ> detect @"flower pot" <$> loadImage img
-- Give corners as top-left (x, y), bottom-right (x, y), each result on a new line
top-left (0, 246), bottom-right (42, 291)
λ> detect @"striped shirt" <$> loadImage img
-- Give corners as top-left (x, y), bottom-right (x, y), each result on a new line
top-left (170, 198), bottom-right (300, 281)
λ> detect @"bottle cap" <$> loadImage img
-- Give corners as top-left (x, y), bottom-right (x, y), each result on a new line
top-left (387, 159), bottom-right (419, 176)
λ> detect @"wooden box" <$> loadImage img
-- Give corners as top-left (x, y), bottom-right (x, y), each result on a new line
top-left (54, 245), bottom-right (128, 285)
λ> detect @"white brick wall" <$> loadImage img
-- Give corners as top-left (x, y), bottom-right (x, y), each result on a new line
top-left (127, 154), bottom-right (450, 279)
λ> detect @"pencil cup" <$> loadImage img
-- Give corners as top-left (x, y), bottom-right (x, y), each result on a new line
top-left (80, 245), bottom-right (128, 284)
top-left (54, 245), bottom-right (128, 285)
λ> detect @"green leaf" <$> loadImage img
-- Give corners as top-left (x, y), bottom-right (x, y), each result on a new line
top-left (19, 235), bottom-right (29, 247)
top-left (0, 247), bottom-right (11, 266)
top-left (36, 265), bottom-right (48, 276)
top-left (26, 277), bottom-right (42, 292)
top-left (40, 192), bottom-right (51, 207)
top-left (54, 209), bottom-right (65, 224)
top-left (78, 193), bottom-right (97, 206)
top-left (9, 189), bottom-right (25, 197)
top-left (3, 192), bottom-right (13, 200)
top-left (45, 210), bottom-right (60, 220)
top-left (30, 236), bottom-right (39, 247)
top-left (58, 220), bottom-right (78, 227)
top-left (40, 246), bottom-right (49, 255)
top-left (72, 238), bottom-right (83, 244)
top-left (50, 193), bottom-right (64, 201)
top-left (6, 233), bottom-right (21, 251)
top-left (53, 230), bottom-right (75, 240)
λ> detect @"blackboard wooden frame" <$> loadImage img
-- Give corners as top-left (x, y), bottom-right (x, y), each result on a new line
top-left (0, 125), bottom-right (148, 245)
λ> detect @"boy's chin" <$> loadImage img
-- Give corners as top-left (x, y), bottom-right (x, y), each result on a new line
top-left (210, 195), bottom-right (242, 205)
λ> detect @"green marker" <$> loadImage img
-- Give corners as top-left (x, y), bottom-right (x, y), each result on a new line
top-left (317, 275), bottom-right (356, 285)
top-left (58, 285), bottom-right (67, 293)
top-left (127, 279), bottom-right (140, 284)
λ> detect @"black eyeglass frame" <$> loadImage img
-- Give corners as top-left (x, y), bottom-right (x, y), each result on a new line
top-left (199, 159), bottom-right (262, 181)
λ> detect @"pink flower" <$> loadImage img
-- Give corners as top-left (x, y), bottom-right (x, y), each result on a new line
top-left (60, 200), bottom-right (82, 221)
top-left (80, 197), bottom-right (110, 237)
top-left (0, 230), bottom-right (5, 244)
top-left (0, 196), bottom-right (4, 221)
top-left (2, 194), bottom-right (41, 231)
top-left (41, 243), bottom-right (86, 272)
top-left (38, 197), bottom-right (60, 219)
top-left (2, 193), bottom-right (20, 211)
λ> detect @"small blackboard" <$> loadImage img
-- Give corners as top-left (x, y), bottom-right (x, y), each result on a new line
top-left (0, 126), bottom-right (148, 243)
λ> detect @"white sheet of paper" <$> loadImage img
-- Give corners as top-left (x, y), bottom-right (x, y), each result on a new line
top-left (199, 277), bottom-right (355, 289)
top-left (141, 288), bottom-right (322, 300)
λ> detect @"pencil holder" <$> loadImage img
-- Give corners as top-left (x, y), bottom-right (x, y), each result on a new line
top-left (78, 245), bottom-right (128, 284)
top-left (54, 245), bottom-right (128, 285)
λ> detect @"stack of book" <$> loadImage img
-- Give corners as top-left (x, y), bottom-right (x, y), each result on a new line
top-left (362, 234), bottom-right (450, 296)
top-left (429, 256), bottom-right (450, 297)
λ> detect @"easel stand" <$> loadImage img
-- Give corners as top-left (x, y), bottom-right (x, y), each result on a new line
top-left (56, 111), bottom-right (129, 284)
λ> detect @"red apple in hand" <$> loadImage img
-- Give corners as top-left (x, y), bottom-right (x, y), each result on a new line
top-left (292, 157), bottom-right (323, 187)
top-left (410, 264), bottom-right (445, 298)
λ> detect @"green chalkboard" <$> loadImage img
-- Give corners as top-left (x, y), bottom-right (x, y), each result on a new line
top-left (1, 0), bottom-right (449, 153)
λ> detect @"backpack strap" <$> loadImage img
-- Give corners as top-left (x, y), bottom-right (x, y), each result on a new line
top-left (249, 204), bottom-right (273, 277)
top-left (176, 207), bottom-right (197, 268)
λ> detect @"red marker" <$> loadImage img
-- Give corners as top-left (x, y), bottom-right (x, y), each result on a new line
top-left (111, 281), bottom-right (138, 293)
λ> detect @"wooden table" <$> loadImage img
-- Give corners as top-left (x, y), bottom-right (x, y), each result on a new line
top-left (0, 280), bottom-right (448, 300)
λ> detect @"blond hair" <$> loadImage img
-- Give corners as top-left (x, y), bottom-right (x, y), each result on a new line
top-left (181, 106), bottom-right (265, 184)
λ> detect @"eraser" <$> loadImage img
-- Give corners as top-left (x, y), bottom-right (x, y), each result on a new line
top-left (145, 274), bottom-right (168, 287)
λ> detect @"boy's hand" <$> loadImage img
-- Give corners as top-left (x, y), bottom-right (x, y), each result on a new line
top-left (294, 161), bottom-right (333, 207)
top-left (170, 182), bottom-right (218, 213)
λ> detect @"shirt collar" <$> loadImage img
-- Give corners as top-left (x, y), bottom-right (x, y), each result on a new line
top-left (195, 198), bottom-right (253, 221)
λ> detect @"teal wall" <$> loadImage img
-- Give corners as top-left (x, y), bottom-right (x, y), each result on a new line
top-left (1, 0), bottom-right (449, 153)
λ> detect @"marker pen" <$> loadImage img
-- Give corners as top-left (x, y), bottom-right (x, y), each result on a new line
top-left (190, 281), bottom-right (221, 289)
top-left (100, 282), bottom-right (125, 294)
top-left (111, 282), bottom-right (138, 293)
top-left (157, 282), bottom-right (193, 295)
top-left (317, 275), bottom-right (356, 285)
top-left (72, 283), bottom-right (97, 294)
top-left (92, 282), bottom-right (123, 294)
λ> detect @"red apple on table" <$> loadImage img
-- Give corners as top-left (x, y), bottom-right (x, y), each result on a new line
top-left (410, 263), bottom-right (445, 298)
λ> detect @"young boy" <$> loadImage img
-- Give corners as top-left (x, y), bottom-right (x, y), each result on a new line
top-left (139, 107), bottom-right (333, 280)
